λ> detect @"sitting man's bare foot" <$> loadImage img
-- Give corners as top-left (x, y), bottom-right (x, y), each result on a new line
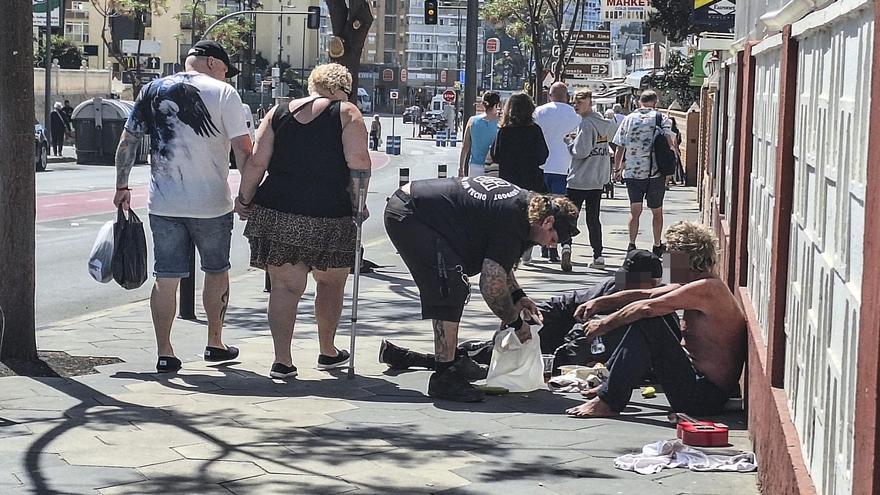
top-left (580, 385), bottom-right (601, 399)
top-left (566, 397), bottom-right (618, 418)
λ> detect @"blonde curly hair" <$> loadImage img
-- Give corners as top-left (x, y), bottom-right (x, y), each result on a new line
top-left (665, 221), bottom-right (718, 274)
top-left (527, 194), bottom-right (578, 225)
top-left (308, 63), bottom-right (352, 95)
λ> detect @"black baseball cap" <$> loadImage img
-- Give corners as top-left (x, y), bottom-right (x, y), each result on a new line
top-left (617, 249), bottom-right (663, 278)
top-left (187, 40), bottom-right (239, 78)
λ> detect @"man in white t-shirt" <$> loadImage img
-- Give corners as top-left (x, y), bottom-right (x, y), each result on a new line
top-left (611, 90), bottom-right (679, 257)
top-left (534, 82), bottom-right (581, 263)
top-left (113, 40), bottom-right (253, 373)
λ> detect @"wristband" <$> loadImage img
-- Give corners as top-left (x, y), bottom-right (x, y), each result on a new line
top-left (504, 315), bottom-right (524, 330)
top-left (116, 187), bottom-right (130, 191)
top-left (510, 288), bottom-right (527, 304)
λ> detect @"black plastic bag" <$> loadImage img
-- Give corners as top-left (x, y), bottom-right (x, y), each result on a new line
top-left (112, 206), bottom-right (148, 290)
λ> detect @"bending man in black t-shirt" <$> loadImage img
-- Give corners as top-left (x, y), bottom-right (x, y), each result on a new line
top-left (384, 176), bottom-right (580, 402)
top-left (377, 250), bottom-right (664, 375)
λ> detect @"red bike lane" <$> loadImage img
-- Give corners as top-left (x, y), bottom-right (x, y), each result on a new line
top-left (37, 152), bottom-right (391, 223)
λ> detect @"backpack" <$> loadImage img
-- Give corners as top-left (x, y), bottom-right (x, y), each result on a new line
top-left (651, 112), bottom-right (677, 176)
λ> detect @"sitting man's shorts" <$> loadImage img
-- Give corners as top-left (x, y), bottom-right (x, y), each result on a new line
top-left (384, 190), bottom-right (470, 322)
top-left (624, 176), bottom-right (666, 209)
top-left (149, 212), bottom-right (234, 278)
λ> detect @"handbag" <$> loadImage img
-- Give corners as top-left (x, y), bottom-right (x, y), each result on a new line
top-left (651, 112), bottom-right (677, 176)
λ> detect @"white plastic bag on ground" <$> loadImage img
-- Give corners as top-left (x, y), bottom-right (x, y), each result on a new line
top-left (88, 220), bottom-right (115, 283)
top-left (486, 327), bottom-right (544, 392)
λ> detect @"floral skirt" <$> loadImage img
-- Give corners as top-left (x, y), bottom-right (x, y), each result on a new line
top-left (243, 205), bottom-right (356, 271)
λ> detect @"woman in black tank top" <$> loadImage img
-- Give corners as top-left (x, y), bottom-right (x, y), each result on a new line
top-left (235, 64), bottom-right (372, 378)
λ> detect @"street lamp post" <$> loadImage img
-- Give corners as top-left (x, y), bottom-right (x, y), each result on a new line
top-left (463, 0), bottom-right (478, 123)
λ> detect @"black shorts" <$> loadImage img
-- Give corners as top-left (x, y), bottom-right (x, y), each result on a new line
top-left (624, 177), bottom-right (666, 209)
top-left (384, 191), bottom-right (471, 322)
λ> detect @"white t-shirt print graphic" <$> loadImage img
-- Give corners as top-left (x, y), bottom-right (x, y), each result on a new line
top-left (126, 72), bottom-right (249, 218)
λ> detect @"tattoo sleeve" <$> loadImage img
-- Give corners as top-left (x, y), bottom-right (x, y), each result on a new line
top-left (480, 259), bottom-right (519, 324)
top-left (115, 130), bottom-right (142, 188)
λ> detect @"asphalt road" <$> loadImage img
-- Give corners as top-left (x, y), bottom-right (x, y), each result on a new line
top-left (35, 119), bottom-right (460, 327)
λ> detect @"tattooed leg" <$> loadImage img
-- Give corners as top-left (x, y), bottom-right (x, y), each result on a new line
top-left (433, 319), bottom-right (460, 363)
top-left (204, 271), bottom-right (230, 348)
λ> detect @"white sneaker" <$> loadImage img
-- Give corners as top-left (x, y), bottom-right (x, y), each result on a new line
top-left (591, 257), bottom-right (605, 268)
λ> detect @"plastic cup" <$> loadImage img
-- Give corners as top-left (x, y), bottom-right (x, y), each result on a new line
top-left (541, 354), bottom-right (555, 382)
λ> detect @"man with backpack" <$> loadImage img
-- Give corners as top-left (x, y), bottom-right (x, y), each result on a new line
top-left (611, 90), bottom-right (679, 256)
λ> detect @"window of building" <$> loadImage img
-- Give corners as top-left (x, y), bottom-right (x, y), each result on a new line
top-left (286, 35), bottom-right (291, 45)
top-left (65, 21), bottom-right (89, 43)
top-left (384, 51), bottom-right (395, 64)
top-left (384, 15), bottom-right (396, 31)
top-left (368, 34), bottom-right (376, 45)
top-left (384, 33), bottom-right (396, 49)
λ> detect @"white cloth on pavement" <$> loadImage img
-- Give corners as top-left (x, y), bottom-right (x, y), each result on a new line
top-left (547, 372), bottom-right (604, 392)
top-left (613, 439), bottom-right (757, 475)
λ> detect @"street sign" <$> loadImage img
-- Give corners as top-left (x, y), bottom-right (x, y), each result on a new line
top-left (146, 57), bottom-right (161, 70)
top-left (559, 30), bottom-right (611, 44)
top-left (390, 89), bottom-right (399, 100)
top-left (600, 0), bottom-right (650, 22)
top-left (400, 68), bottom-right (408, 82)
top-left (383, 69), bottom-right (394, 81)
top-left (552, 45), bottom-right (611, 60)
top-left (442, 90), bottom-right (456, 103)
top-left (32, 0), bottom-right (61, 28)
top-left (121, 39), bottom-right (161, 55)
top-left (486, 38), bottom-right (500, 54)
top-left (565, 64), bottom-right (610, 79)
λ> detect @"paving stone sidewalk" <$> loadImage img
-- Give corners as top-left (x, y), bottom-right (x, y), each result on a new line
top-left (1, 185), bottom-right (759, 494)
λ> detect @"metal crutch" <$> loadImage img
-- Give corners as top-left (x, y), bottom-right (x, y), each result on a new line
top-left (348, 169), bottom-right (371, 378)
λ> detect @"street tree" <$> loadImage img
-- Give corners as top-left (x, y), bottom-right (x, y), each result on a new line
top-left (545, 0), bottom-right (585, 85)
top-left (181, 2), bottom-right (257, 88)
top-left (482, 0), bottom-right (549, 102)
top-left (645, 50), bottom-right (699, 107)
top-left (0, 0), bottom-right (37, 361)
top-left (646, 0), bottom-right (698, 43)
top-left (324, 0), bottom-right (374, 103)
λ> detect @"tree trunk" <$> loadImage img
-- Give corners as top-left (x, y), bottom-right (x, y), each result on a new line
top-left (531, 30), bottom-right (544, 103)
top-left (325, 0), bottom-right (373, 103)
top-left (0, 0), bottom-right (38, 361)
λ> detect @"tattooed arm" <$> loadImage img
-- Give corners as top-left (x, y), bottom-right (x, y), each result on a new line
top-left (480, 259), bottom-right (520, 324)
top-left (113, 129), bottom-right (143, 209)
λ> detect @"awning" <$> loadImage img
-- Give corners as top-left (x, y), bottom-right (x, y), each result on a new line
top-left (595, 85), bottom-right (632, 98)
top-left (625, 69), bottom-right (653, 89)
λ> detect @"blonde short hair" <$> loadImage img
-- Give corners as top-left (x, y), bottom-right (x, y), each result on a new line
top-left (573, 89), bottom-right (592, 100)
top-left (665, 221), bottom-right (718, 274)
top-left (308, 63), bottom-right (352, 95)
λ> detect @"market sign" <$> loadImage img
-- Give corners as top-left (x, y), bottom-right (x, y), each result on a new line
top-left (692, 0), bottom-right (735, 33)
top-left (600, 0), bottom-right (651, 23)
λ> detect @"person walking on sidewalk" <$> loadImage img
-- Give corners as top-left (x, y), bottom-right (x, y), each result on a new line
top-left (458, 92), bottom-right (500, 177)
top-left (235, 63), bottom-right (371, 379)
top-left (566, 221), bottom-right (746, 418)
top-left (612, 90), bottom-right (679, 256)
top-left (491, 92), bottom-right (548, 191)
top-left (113, 40), bottom-right (253, 373)
top-left (50, 102), bottom-right (70, 156)
top-left (369, 114), bottom-right (381, 151)
top-left (534, 82), bottom-right (581, 263)
top-left (561, 89), bottom-right (618, 272)
top-left (384, 176), bottom-right (579, 402)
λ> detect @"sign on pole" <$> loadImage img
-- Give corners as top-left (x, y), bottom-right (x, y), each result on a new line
top-left (383, 69), bottom-right (394, 81)
top-left (32, 0), bottom-right (61, 28)
top-left (485, 38), bottom-right (500, 54)
top-left (442, 89), bottom-right (456, 103)
top-left (600, 0), bottom-right (651, 22)
top-left (389, 89), bottom-right (399, 100)
top-left (400, 68), bottom-right (408, 82)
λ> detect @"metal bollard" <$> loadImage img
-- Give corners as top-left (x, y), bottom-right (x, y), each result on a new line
top-left (179, 241), bottom-right (196, 320)
top-left (438, 164), bottom-right (447, 178)
top-left (399, 167), bottom-right (410, 188)
top-left (449, 131), bottom-right (457, 148)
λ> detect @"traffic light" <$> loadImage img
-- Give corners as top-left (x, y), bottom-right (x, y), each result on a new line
top-left (424, 0), bottom-right (438, 25)
top-left (307, 5), bottom-right (320, 30)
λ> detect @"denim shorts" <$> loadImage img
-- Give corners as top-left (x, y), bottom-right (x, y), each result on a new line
top-left (149, 212), bottom-right (233, 278)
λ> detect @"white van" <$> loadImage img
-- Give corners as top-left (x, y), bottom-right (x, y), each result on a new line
top-left (357, 88), bottom-right (372, 113)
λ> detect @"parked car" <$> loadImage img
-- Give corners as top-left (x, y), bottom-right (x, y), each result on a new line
top-left (35, 122), bottom-right (48, 172)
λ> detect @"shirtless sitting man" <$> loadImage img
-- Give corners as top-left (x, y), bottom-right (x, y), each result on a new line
top-left (566, 220), bottom-right (746, 418)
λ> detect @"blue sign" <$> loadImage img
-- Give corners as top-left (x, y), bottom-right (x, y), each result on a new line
top-left (459, 70), bottom-right (465, 84)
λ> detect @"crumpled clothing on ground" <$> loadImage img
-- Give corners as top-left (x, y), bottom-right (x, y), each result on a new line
top-left (613, 439), bottom-right (757, 475)
top-left (547, 373), bottom-right (604, 392)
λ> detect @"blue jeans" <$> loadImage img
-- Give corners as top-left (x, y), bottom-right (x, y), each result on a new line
top-left (544, 173), bottom-right (567, 194)
top-left (149, 212), bottom-right (233, 278)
